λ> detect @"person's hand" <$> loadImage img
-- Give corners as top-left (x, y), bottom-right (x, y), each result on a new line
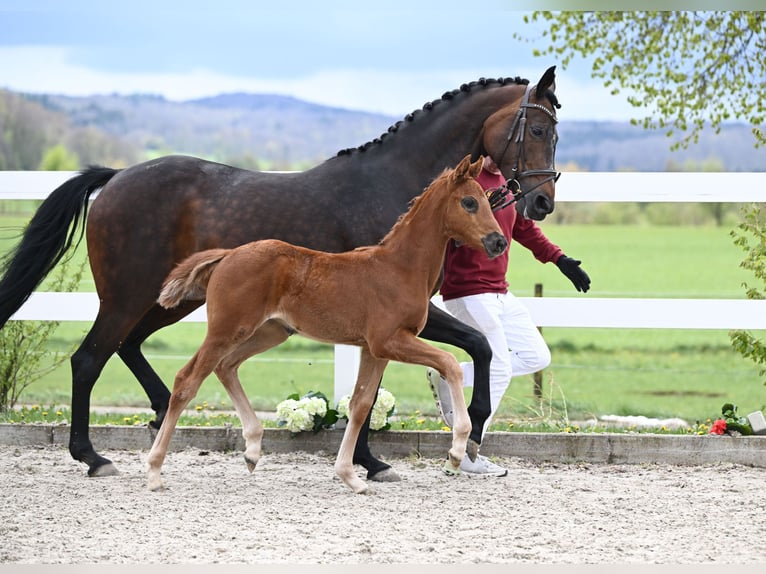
top-left (556, 255), bottom-right (590, 293)
top-left (486, 186), bottom-right (511, 211)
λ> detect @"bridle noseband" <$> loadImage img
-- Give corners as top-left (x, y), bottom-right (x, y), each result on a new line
top-left (491, 84), bottom-right (561, 211)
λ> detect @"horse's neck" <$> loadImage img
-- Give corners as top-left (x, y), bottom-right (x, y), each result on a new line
top-left (341, 86), bottom-right (513, 188)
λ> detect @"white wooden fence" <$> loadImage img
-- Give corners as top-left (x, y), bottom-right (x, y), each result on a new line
top-left (3, 170), bottom-right (766, 401)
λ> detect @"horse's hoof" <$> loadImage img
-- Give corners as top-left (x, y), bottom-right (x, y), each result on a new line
top-left (368, 467), bottom-right (401, 482)
top-left (466, 439), bottom-right (480, 462)
top-left (149, 405), bottom-right (168, 430)
top-left (442, 460), bottom-right (462, 476)
top-left (88, 462), bottom-right (119, 477)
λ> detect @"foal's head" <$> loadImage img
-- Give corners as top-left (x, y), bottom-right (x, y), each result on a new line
top-left (440, 155), bottom-right (508, 259)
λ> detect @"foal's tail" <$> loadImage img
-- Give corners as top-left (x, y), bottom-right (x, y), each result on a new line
top-left (158, 249), bottom-right (232, 309)
top-left (0, 166), bottom-right (120, 329)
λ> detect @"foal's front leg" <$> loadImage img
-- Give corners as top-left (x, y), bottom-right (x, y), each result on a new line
top-left (371, 333), bottom-right (471, 474)
top-left (335, 348), bottom-right (389, 494)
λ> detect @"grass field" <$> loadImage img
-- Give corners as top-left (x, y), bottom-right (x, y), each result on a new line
top-left (2, 208), bottom-right (765, 429)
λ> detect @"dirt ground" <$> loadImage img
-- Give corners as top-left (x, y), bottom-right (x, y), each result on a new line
top-left (1, 444), bottom-right (764, 564)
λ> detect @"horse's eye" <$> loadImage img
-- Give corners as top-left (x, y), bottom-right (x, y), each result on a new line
top-left (530, 125), bottom-right (544, 137)
top-left (461, 196), bottom-right (478, 213)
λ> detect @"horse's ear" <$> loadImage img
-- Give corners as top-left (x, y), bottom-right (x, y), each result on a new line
top-left (453, 154), bottom-right (473, 179)
top-left (535, 65), bottom-right (557, 100)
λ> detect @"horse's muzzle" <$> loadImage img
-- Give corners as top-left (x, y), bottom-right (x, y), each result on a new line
top-left (482, 232), bottom-right (508, 259)
top-left (516, 190), bottom-right (555, 221)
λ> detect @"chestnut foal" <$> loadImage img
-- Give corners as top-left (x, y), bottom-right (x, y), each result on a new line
top-left (146, 155), bottom-right (507, 493)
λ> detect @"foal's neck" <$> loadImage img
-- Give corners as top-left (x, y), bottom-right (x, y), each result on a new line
top-left (376, 190), bottom-right (451, 289)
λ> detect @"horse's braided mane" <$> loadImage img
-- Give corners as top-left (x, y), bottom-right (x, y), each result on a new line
top-left (336, 75), bottom-right (559, 157)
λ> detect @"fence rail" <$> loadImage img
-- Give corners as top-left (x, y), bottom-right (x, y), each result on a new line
top-left (3, 170), bottom-right (766, 400)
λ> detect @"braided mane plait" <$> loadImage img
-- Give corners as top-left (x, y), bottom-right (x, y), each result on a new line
top-left (337, 76), bottom-right (530, 157)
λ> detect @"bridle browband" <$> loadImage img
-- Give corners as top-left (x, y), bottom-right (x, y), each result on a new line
top-left (490, 84), bottom-right (561, 211)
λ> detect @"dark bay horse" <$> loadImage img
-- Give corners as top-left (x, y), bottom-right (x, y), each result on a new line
top-left (0, 66), bottom-right (561, 479)
top-left (148, 156), bottom-right (507, 493)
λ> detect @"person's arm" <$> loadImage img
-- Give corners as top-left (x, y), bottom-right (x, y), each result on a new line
top-left (513, 218), bottom-right (591, 293)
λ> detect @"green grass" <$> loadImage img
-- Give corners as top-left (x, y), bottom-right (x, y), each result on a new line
top-left (2, 212), bottom-right (765, 429)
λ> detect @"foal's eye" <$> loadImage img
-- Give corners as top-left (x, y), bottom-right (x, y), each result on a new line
top-left (461, 196), bottom-right (479, 213)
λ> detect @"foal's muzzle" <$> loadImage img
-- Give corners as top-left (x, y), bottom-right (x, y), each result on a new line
top-left (482, 232), bottom-right (508, 259)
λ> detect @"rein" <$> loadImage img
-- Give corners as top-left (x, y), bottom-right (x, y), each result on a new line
top-left (491, 84), bottom-right (561, 211)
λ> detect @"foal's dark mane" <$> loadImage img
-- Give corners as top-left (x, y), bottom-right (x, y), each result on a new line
top-left (337, 76), bottom-right (561, 157)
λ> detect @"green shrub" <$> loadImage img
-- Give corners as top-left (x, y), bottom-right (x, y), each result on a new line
top-left (729, 203), bottom-right (766, 385)
top-left (0, 258), bottom-right (85, 411)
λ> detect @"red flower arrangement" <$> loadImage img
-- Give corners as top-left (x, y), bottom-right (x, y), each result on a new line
top-left (709, 419), bottom-right (727, 435)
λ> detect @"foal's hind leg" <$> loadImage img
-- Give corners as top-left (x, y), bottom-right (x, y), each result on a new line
top-left (335, 348), bottom-right (389, 494)
top-left (146, 343), bottom-right (229, 491)
top-left (214, 321), bottom-right (290, 472)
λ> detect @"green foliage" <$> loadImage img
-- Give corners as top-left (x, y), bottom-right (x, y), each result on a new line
top-left (730, 203), bottom-right (766, 384)
top-left (38, 144), bottom-right (80, 171)
top-left (519, 11), bottom-right (765, 150)
top-left (719, 402), bottom-right (753, 435)
top-left (0, 258), bottom-right (85, 411)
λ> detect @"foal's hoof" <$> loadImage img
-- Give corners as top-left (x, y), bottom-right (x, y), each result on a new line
top-left (245, 457), bottom-right (258, 473)
top-left (442, 460), bottom-right (462, 476)
top-left (368, 468), bottom-right (401, 482)
top-left (88, 462), bottom-right (119, 478)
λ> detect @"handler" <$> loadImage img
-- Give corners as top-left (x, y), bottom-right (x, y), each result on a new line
top-left (428, 155), bottom-right (591, 476)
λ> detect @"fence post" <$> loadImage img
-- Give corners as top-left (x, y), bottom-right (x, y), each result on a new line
top-left (533, 283), bottom-right (543, 398)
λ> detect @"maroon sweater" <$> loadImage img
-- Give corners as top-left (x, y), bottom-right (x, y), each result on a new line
top-left (440, 167), bottom-right (564, 301)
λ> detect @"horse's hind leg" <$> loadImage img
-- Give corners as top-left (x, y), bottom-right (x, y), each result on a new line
top-left (214, 321), bottom-right (291, 472)
top-left (69, 310), bottom-right (145, 477)
top-left (335, 348), bottom-right (389, 494)
top-left (117, 301), bottom-right (205, 429)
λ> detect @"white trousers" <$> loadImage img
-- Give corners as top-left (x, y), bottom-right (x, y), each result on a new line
top-left (443, 292), bottom-right (551, 433)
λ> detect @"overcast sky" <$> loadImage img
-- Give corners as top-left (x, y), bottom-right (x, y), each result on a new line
top-left (1, 2), bottom-right (643, 120)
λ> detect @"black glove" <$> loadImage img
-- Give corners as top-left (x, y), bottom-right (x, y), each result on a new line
top-left (556, 255), bottom-right (591, 293)
top-left (486, 186), bottom-right (512, 212)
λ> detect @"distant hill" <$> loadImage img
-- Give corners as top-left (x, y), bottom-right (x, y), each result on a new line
top-left (22, 91), bottom-right (764, 172)
top-left (557, 121), bottom-right (762, 172)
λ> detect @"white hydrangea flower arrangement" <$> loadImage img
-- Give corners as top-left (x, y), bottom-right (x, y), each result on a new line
top-left (275, 391), bottom-right (338, 433)
top-left (337, 387), bottom-right (396, 431)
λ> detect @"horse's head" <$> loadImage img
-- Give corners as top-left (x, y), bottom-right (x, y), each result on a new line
top-left (445, 155), bottom-right (508, 259)
top-left (482, 66), bottom-right (560, 221)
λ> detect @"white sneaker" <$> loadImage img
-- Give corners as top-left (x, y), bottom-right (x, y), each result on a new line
top-left (459, 454), bottom-right (508, 477)
top-left (427, 367), bottom-right (453, 428)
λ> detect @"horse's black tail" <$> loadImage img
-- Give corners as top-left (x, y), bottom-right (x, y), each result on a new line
top-left (0, 166), bottom-right (120, 329)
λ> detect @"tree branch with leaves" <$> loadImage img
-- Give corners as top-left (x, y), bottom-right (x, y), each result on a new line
top-left (517, 11), bottom-right (765, 149)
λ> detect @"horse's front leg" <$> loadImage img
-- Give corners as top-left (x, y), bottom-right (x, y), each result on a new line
top-left (420, 302), bottom-right (492, 458)
top-left (335, 348), bottom-right (389, 494)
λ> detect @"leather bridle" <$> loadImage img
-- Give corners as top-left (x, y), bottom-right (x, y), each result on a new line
top-left (491, 84), bottom-right (561, 210)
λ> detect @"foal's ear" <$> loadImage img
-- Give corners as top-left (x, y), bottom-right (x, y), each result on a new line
top-left (453, 154), bottom-right (474, 179)
top-left (468, 157), bottom-right (483, 179)
top-left (535, 65), bottom-right (557, 100)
